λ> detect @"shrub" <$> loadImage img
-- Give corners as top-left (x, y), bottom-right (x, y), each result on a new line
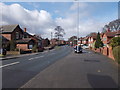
top-left (110, 37), bottom-right (120, 48)
top-left (32, 44), bottom-right (37, 53)
top-left (113, 46), bottom-right (120, 64)
top-left (10, 40), bottom-right (16, 51)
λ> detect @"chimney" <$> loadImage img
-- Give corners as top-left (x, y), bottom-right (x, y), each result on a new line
top-left (24, 28), bottom-right (26, 32)
top-left (107, 28), bottom-right (110, 32)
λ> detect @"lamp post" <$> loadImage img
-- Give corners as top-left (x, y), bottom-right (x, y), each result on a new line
top-left (74, 0), bottom-right (80, 45)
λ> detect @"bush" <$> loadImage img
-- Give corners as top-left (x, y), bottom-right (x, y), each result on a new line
top-left (32, 44), bottom-right (37, 53)
top-left (113, 46), bottom-right (120, 64)
top-left (110, 37), bottom-right (120, 48)
top-left (10, 40), bottom-right (16, 51)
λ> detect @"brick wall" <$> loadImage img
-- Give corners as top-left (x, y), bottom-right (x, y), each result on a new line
top-left (102, 47), bottom-right (109, 56)
top-left (2, 34), bottom-right (11, 40)
top-left (93, 46), bottom-right (115, 60)
top-left (108, 46), bottom-right (115, 60)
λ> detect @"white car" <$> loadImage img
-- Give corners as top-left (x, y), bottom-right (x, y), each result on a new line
top-left (82, 45), bottom-right (89, 49)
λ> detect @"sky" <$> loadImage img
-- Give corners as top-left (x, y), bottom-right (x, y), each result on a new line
top-left (0, 2), bottom-right (118, 40)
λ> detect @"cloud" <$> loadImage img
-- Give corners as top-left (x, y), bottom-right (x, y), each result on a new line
top-left (0, 3), bottom-right (55, 38)
top-left (0, 2), bottom-right (108, 40)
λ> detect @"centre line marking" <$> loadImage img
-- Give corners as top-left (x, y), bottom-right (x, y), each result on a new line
top-left (0, 62), bottom-right (20, 68)
top-left (28, 58), bottom-right (34, 60)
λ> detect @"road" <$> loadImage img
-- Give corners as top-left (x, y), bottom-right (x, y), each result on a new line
top-left (2, 46), bottom-right (72, 88)
top-left (2, 46), bottom-right (119, 89)
top-left (21, 47), bottom-right (118, 88)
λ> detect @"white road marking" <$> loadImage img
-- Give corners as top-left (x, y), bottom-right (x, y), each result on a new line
top-left (38, 56), bottom-right (44, 58)
top-left (28, 56), bottom-right (44, 60)
top-left (97, 70), bottom-right (101, 72)
top-left (28, 58), bottom-right (34, 60)
top-left (0, 62), bottom-right (20, 68)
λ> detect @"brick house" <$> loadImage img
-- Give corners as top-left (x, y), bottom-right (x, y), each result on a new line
top-left (50, 38), bottom-right (59, 45)
top-left (115, 30), bottom-right (120, 37)
top-left (0, 25), bottom-right (39, 51)
top-left (88, 33), bottom-right (97, 48)
top-left (102, 30), bottom-right (116, 46)
top-left (16, 38), bottom-right (35, 51)
top-left (42, 38), bottom-right (50, 47)
top-left (1, 24), bottom-right (24, 41)
top-left (82, 37), bottom-right (88, 45)
top-left (0, 35), bottom-right (9, 49)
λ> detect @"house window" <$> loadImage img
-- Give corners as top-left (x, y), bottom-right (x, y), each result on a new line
top-left (103, 37), bottom-right (107, 41)
top-left (29, 45), bottom-right (33, 49)
top-left (16, 32), bottom-right (19, 40)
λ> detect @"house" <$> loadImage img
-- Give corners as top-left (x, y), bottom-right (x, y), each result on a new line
top-left (115, 30), bottom-right (120, 37)
top-left (102, 30), bottom-right (116, 46)
top-left (88, 33), bottom-right (97, 48)
top-left (16, 38), bottom-right (35, 51)
top-left (1, 25), bottom-right (39, 51)
top-left (42, 38), bottom-right (50, 47)
top-left (1, 24), bottom-right (24, 41)
top-left (0, 35), bottom-right (9, 49)
top-left (50, 38), bottom-right (59, 45)
top-left (82, 37), bottom-right (88, 45)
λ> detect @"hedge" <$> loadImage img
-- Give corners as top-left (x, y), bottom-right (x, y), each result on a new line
top-left (113, 46), bottom-right (120, 64)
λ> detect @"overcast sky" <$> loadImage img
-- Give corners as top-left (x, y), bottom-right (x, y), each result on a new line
top-left (0, 2), bottom-right (118, 40)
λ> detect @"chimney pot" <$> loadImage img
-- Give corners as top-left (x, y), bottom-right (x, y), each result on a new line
top-left (24, 28), bottom-right (26, 32)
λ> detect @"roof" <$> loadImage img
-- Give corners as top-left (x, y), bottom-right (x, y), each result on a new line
top-left (105, 32), bottom-right (116, 38)
top-left (87, 32), bottom-right (97, 39)
top-left (16, 38), bottom-right (34, 44)
top-left (0, 24), bottom-right (19, 33)
top-left (116, 30), bottom-right (120, 35)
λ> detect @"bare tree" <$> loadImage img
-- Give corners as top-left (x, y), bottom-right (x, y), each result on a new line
top-left (102, 19), bottom-right (120, 32)
top-left (54, 26), bottom-right (65, 40)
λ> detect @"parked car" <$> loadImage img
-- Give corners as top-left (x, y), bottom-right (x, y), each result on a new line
top-left (0, 48), bottom-right (7, 55)
top-left (38, 46), bottom-right (44, 52)
top-left (74, 45), bottom-right (82, 53)
top-left (82, 45), bottom-right (89, 49)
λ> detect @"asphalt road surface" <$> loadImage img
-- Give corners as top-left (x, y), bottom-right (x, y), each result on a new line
top-left (1, 46), bottom-right (118, 89)
top-left (21, 48), bottom-right (118, 88)
top-left (2, 46), bottom-right (72, 88)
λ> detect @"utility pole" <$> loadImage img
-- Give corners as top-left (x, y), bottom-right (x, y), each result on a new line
top-left (77, 0), bottom-right (79, 45)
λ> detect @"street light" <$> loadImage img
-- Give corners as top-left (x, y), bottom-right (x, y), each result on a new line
top-left (74, 0), bottom-right (80, 45)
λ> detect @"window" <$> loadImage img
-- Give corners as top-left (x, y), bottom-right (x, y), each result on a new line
top-left (16, 32), bottom-right (19, 40)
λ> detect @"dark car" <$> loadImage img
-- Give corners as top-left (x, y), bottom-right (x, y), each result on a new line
top-left (74, 45), bottom-right (82, 53)
top-left (0, 48), bottom-right (7, 55)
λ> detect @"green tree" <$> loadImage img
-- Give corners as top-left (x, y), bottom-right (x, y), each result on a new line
top-left (109, 37), bottom-right (120, 48)
top-left (95, 32), bottom-right (103, 48)
top-left (10, 40), bottom-right (16, 51)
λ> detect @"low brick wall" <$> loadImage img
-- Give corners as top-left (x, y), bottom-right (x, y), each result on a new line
top-left (7, 51), bottom-right (20, 55)
top-left (108, 46), bottom-right (115, 60)
top-left (92, 46), bottom-right (115, 60)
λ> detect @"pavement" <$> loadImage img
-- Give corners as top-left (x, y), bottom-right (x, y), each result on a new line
top-left (21, 49), bottom-right (118, 88)
top-left (0, 52), bottom-right (39, 60)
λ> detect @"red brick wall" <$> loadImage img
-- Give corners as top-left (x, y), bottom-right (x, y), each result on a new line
top-left (2, 34), bottom-right (11, 40)
top-left (103, 47), bottom-right (108, 56)
top-left (108, 46), bottom-right (115, 60)
top-left (93, 46), bottom-right (115, 60)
